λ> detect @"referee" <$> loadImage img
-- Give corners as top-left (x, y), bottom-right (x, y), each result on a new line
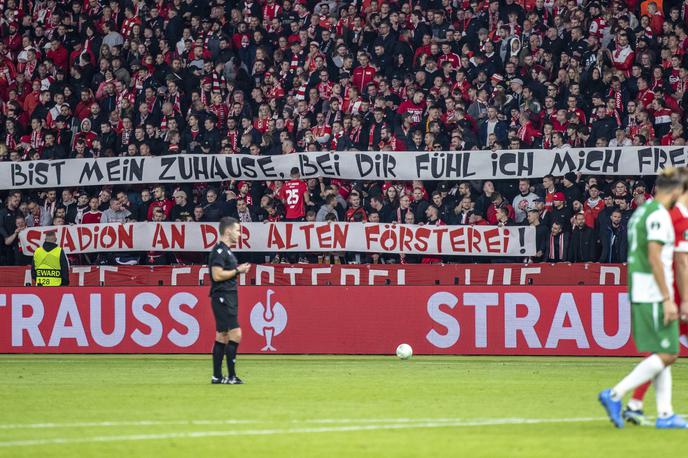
top-left (208, 217), bottom-right (251, 384)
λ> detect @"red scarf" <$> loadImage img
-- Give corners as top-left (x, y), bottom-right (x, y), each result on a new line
top-left (548, 233), bottom-right (565, 260)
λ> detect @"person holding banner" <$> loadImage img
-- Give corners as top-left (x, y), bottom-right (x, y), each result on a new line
top-left (31, 231), bottom-right (70, 286)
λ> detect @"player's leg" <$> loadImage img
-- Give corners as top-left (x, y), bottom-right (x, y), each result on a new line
top-left (654, 350), bottom-right (687, 428)
top-left (213, 331), bottom-right (229, 383)
top-left (599, 303), bottom-right (669, 428)
top-left (211, 296), bottom-right (231, 384)
top-left (623, 381), bottom-right (651, 425)
top-left (226, 327), bottom-right (243, 384)
top-left (652, 304), bottom-right (686, 427)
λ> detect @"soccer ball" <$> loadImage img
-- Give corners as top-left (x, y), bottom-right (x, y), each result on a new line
top-left (396, 343), bottom-right (413, 360)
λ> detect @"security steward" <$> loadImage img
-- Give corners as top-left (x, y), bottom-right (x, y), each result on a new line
top-left (31, 231), bottom-right (70, 286)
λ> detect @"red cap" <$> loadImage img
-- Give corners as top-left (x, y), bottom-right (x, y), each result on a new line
top-left (552, 192), bottom-right (565, 201)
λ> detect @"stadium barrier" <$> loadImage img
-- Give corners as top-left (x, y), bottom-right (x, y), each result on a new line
top-left (2, 285), bottom-right (672, 356)
top-left (0, 263), bottom-right (626, 287)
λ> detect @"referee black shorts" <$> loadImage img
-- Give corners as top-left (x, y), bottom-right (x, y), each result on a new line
top-left (211, 292), bottom-right (239, 332)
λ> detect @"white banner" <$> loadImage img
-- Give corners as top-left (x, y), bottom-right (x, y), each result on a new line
top-left (1, 147), bottom-right (684, 189)
top-left (19, 222), bottom-right (535, 256)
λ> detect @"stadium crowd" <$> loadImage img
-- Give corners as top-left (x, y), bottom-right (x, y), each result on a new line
top-left (0, 0), bottom-right (680, 266)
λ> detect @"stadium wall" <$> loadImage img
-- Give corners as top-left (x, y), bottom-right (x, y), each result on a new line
top-left (2, 285), bottom-right (676, 356)
top-left (0, 263), bottom-right (626, 287)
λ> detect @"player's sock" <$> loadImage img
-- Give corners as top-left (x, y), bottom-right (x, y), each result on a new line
top-left (611, 354), bottom-right (664, 401)
top-left (213, 341), bottom-right (226, 379)
top-left (226, 340), bottom-right (239, 378)
top-left (627, 398), bottom-right (644, 412)
top-left (654, 366), bottom-right (674, 419)
top-left (628, 381), bottom-right (651, 410)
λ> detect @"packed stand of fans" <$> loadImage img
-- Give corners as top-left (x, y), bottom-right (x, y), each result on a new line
top-left (0, 0), bottom-right (678, 265)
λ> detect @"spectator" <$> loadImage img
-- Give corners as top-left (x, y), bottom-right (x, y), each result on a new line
top-left (170, 191), bottom-right (195, 222)
top-left (82, 197), bottom-right (103, 224)
top-left (561, 173), bottom-right (583, 207)
top-left (202, 188), bottom-right (228, 222)
top-left (544, 192), bottom-right (572, 233)
top-left (316, 194), bottom-right (339, 222)
top-left (583, 185), bottom-right (605, 229)
top-left (147, 185), bottom-right (174, 221)
top-left (4, 215), bottom-right (31, 266)
top-left (528, 208), bottom-right (548, 263)
top-left (544, 222), bottom-right (570, 263)
top-left (235, 198), bottom-right (257, 223)
top-left (486, 192), bottom-right (515, 225)
top-left (277, 167), bottom-right (311, 221)
top-left (101, 198), bottom-right (132, 224)
top-left (512, 179), bottom-right (538, 224)
top-left (600, 209), bottom-right (629, 263)
top-left (569, 213), bottom-right (597, 262)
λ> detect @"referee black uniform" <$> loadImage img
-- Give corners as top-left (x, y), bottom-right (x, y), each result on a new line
top-left (208, 240), bottom-right (239, 331)
top-left (208, 239), bottom-right (242, 384)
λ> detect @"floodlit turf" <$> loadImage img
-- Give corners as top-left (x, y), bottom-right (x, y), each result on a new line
top-left (0, 356), bottom-right (686, 457)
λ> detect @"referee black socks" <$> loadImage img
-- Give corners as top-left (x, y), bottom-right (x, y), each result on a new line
top-left (226, 341), bottom-right (239, 378)
top-left (213, 341), bottom-right (226, 379)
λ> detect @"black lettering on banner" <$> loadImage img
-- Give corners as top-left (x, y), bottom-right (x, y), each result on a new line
top-left (210, 156), bottom-right (229, 180)
top-left (431, 153), bottom-right (448, 178)
top-left (34, 161), bottom-right (50, 185)
top-left (415, 153), bottom-right (430, 178)
top-left (637, 147), bottom-right (674, 173)
top-left (299, 154), bottom-right (318, 177)
top-left (239, 156), bottom-right (258, 178)
top-left (178, 156), bottom-right (193, 180)
top-left (602, 149), bottom-right (620, 173)
top-left (383, 153), bottom-right (397, 178)
top-left (106, 159), bottom-right (122, 181)
top-left (493, 152), bottom-right (518, 176)
top-left (519, 151), bottom-right (534, 176)
top-left (496, 151), bottom-right (533, 176)
top-left (584, 149), bottom-right (603, 172)
top-left (257, 156), bottom-right (278, 178)
top-left (315, 152), bottom-right (337, 176)
top-left (129, 158), bottom-right (143, 181)
top-left (79, 161), bottom-right (104, 183)
top-left (11, 163), bottom-right (26, 186)
top-left (356, 153), bottom-right (374, 177)
top-left (462, 152), bottom-right (475, 178)
top-left (193, 155), bottom-right (209, 180)
top-left (443, 152), bottom-right (462, 178)
top-left (159, 157), bottom-right (176, 180)
top-left (353, 153), bottom-right (396, 179)
top-left (637, 147), bottom-right (652, 173)
top-left (656, 147), bottom-right (670, 171)
top-left (669, 147), bottom-right (686, 168)
top-left (224, 156), bottom-right (243, 178)
top-left (332, 153), bottom-right (342, 176)
top-left (548, 151), bottom-right (576, 175)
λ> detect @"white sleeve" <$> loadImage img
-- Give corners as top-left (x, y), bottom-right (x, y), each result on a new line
top-left (646, 209), bottom-right (671, 244)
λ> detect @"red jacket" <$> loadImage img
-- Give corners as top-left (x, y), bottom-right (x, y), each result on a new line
top-left (487, 203), bottom-right (515, 225)
top-left (583, 199), bottom-right (605, 228)
top-left (352, 65), bottom-right (376, 93)
top-left (147, 199), bottom-right (174, 221)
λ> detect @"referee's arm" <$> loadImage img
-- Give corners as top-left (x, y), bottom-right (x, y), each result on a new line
top-left (211, 266), bottom-right (240, 282)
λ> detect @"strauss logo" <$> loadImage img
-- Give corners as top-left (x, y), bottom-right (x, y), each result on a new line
top-left (250, 289), bottom-right (288, 351)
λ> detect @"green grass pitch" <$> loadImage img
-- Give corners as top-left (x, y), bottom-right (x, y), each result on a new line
top-left (0, 355), bottom-right (686, 457)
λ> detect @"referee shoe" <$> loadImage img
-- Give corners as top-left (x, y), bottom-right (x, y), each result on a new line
top-left (227, 376), bottom-right (244, 385)
top-left (211, 376), bottom-right (230, 384)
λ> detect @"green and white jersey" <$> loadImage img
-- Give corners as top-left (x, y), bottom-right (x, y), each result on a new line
top-left (627, 200), bottom-right (675, 303)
